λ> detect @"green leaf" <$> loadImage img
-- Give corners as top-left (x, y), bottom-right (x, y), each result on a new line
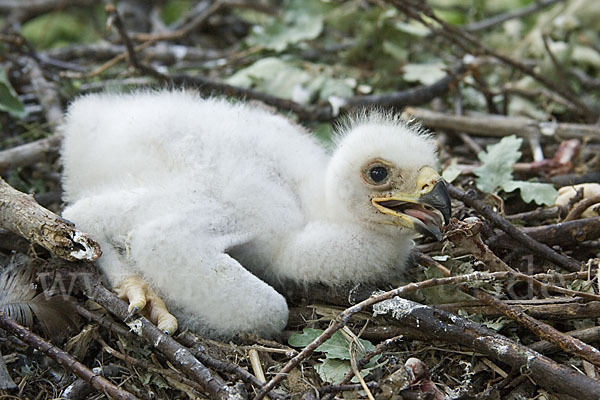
top-left (288, 328), bottom-right (376, 360)
top-left (474, 135), bottom-right (522, 193)
top-left (226, 58), bottom-right (311, 100)
top-left (402, 62), bottom-right (447, 85)
top-left (227, 58), bottom-right (354, 103)
top-left (0, 69), bottom-right (27, 119)
top-left (22, 11), bottom-right (100, 49)
top-left (501, 180), bottom-right (558, 206)
top-left (246, 0), bottom-right (328, 52)
top-left (473, 135), bottom-right (557, 205)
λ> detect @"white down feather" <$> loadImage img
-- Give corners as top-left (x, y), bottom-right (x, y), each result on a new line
top-left (60, 91), bottom-right (438, 337)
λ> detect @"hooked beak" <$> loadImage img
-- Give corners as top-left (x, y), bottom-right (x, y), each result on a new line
top-left (371, 166), bottom-right (451, 241)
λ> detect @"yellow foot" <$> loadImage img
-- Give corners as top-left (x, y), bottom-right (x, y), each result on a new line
top-left (115, 276), bottom-right (178, 335)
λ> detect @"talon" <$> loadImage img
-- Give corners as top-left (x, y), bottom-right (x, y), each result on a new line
top-left (115, 276), bottom-right (178, 335)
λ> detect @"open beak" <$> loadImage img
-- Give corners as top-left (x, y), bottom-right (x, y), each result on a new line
top-left (371, 167), bottom-right (451, 241)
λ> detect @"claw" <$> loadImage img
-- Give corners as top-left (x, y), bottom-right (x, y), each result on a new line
top-left (115, 276), bottom-right (178, 335)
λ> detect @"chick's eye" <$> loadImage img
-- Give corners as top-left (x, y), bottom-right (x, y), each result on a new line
top-left (369, 166), bottom-right (388, 183)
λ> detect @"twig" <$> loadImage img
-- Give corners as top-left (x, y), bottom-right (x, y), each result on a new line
top-left (319, 382), bottom-right (378, 394)
top-left (172, 63), bottom-right (465, 121)
top-left (0, 132), bottom-right (62, 174)
top-left (132, 0), bottom-right (226, 42)
top-left (529, 326), bottom-right (600, 354)
top-left (0, 0), bottom-right (95, 22)
top-left (391, 0), bottom-right (598, 119)
top-left (0, 310), bottom-right (138, 400)
top-left (82, 279), bottom-right (243, 400)
top-left (470, 287), bottom-right (600, 368)
top-left (24, 57), bottom-right (64, 127)
top-left (0, 177), bottom-right (101, 261)
top-left (253, 269), bottom-right (563, 400)
top-left (462, 0), bottom-right (565, 32)
top-left (447, 184), bottom-right (582, 272)
top-left (0, 66), bottom-right (465, 174)
top-left (403, 107), bottom-right (600, 141)
top-left (177, 331), bottom-right (287, 400)
top-left (564, 196), bottom-right (600, 221)
top-left (96, 335), bottom-right (208, 396)
top-left (436, 299), bottom-right (600, 321)
top-left (488, 217), bottom-right (600, 249)
top-left (349, 342), bottom-right (374, 400)
top-left (105, 4), bottom-right (168, 83)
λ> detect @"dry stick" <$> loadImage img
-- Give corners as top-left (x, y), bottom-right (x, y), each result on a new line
top-left (105, 4), bottom-right (168, 83)
top-left (0, 0), bottom-right (95, 22)
top-left (530, 326), bottom-right (600, 354)
top-left (391, 0), bottom-right (597, 119)
top-left (253, 270), bottom-right (581, 400)
top-left (447, 184), bottom-right (582, 272)
top-left (436, 299), bottom-right (600, 321)
top-left (403, 107), bottom-right (600, 142)
top-left (25, 57), bottom-right (64, 127)
top-left (0, 133), bottom-right (61, 173)
top-left (253, 275), bottom-right (487, 400)
top-left (262, 286), bottom-right (600, 399)
top-left (0, 66), bottom-right (464, 174)
top-left (96, 336), bottom-right (208, 396)
top-left (78, 302), bottom-right (280, 400)
top-left (0, 310), bottom-right (138, 400)
top-left (444, 219), bottom-right (600, 301)
top-left (564, 196), bottom-right (600, 221)
top-left (0, 53), bottom-right (64, 173)
top-left (488, 217), bottom-right (600, 249)
top-left (132, 0), bottom-right (226, 42)
top-left (0, 177), bottom-right (101, 261)
top-left (446, 220), bottom-right (600, 367)
top-left (462, 0), bottom-right (565, 32)
top-left (469, 287), bottom-right (600, 368)
top-left (178, 333), bottom-right (287, 400)
top-left (83, 281), bottom-right (242, 400)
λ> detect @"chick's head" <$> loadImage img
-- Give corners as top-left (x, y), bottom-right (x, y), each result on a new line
top-left (325, 113), bottom-right (451, 240)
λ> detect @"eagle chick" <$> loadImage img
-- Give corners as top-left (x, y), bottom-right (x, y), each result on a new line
top-left (61, 91), bottom-right (450, 338)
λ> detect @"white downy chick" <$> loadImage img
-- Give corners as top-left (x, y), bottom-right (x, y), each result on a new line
top-left (60, 91), bottom-right (450, 338)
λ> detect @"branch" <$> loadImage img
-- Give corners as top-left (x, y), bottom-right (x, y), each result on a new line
top-left (0, 177), bottom-right (101, 261)
top-left (0, 67), bottom-right (465, 174)
top-left (470, 287), bottom-right (600, 368)
top-left (390, 0), bottom-right (599, 120)
top-left (0, 0), bottom-right (95, 22)
top-left (488, 217), bottom-right (600, 249)
top-left (462, 0), bottom-right (565, 32)
top-left (81, 278), bottom-right (244, 400)
top-left (0, 310), bottom-right (138, 400)
top-left (448, 184), bottom-right (582, 272)
top-left (403, 107), bottom-right (600, 141)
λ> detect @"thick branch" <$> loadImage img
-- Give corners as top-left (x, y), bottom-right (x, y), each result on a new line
top-left (470, 287), bottom-right (600, 368)
top-left (488, 217), bottom-right (600, 249)
top-left (0, 177), bottom-right (101, 261)
top-left (403, 107), bottom-right (600, 141)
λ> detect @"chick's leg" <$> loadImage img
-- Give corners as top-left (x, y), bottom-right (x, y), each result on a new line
top-left (115, 276), bottom-right (178, 335)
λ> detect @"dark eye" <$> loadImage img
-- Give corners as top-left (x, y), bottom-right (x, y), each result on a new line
top-left (369, 166), bottom-right (388, 183)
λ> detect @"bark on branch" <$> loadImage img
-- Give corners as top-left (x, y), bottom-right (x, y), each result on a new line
top-left (0, 177), bottom-right (101, 261)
